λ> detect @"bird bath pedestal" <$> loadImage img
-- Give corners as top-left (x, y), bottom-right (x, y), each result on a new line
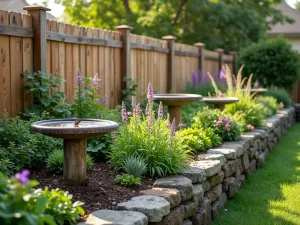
top-left (31, 119), bottom-right (118, 183)
top-left (202, 97), bottom-right (239, 111)
top-left (153, 94), bottom-right (202, 125)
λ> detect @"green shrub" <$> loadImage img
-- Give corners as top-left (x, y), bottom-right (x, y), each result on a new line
top-left (108, 84), bottom-right (191, 177)
top-left (192, 107), bottom-right (242, 141)
top-left (0, 170), bottom-right (84, 225)
top-left (121, 155), bottom-right (147, 178)
top-left (47, 150), bottom-right (94, 174)
top-left (255, 96), bottom-right (281, 117)
top-left (114, 174), bottom-right (141, 186)
top-left (0, 113), bottom-right (62, 174)
top-left (182, 101), bottom-right (210, 127)
top-left (176, 127), bottom-right (221, 152)
top-left (237, 37), bottom-right (300, 90)
top-left (265, 87), bottom-right (292, 108)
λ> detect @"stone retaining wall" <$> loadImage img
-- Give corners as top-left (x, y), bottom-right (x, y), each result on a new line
top-left (79, 107), bottom-right (295, 225)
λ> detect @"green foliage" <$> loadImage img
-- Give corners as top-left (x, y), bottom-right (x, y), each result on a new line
top-left (181, 101), bottom-right (209, 127)
top-left (56, 0), bottom-right (291, 51)
top-left (237, 37), bottom-right (300, 90)
top-left (255, 96), bottom-right (281, 117)
top-left (0, 171), bottom-right (84, 225)
top-left (265, 87), bottom-right (292, 108)
top-left (47, 150), bottom-right (94, 174)
top-left (41, 188), bottom-right (85, 225)
top-left (22, 71), bottom-right (70, 118)
top-left (121, 155), bottom-right (147, 178)
top-left (109, 85), bottom-right (191, 177)
top-left (176, 127), bottom-right (221, 152)
top-left (114, 174), bottom-right (141, 186)
top-left (192, 107), bottom-right (241, 142)
top-left (122, 77), bottom-right (139, 109)
top-left (0, 113), bottom-right (62, 175)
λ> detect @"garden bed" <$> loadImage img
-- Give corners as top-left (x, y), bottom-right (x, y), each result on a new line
top-left (31, 163), bottom-right (154, 214)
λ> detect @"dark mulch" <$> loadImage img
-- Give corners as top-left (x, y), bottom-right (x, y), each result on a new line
top-left (30, 163), bottom-right (154, 215)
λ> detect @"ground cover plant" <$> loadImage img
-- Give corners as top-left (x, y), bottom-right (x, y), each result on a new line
top-left (0, 170), bottom-right (84, 225)
top-left (212, 124), bottom-right (300, 225)
top-left (208, 65), bottom-right (265, 131)
top-left (108, 83), bottom-right (191, 177)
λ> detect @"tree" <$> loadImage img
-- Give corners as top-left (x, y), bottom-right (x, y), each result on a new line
top-left (56, 0), bottom-right (292, 51)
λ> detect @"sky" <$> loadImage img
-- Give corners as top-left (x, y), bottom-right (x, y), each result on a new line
top-left (26, 0), bottom-right (299, 19)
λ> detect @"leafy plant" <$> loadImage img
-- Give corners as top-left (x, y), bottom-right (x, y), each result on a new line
top-left (237, 37), bottom-right (300, 90)
top-left (122, 77), bottom-right (139, 109)
top-left (41, 187), bottom-right (84, 225)
top-left (22, 71), bottom-right (70, 118)
top-left (265, 87), bottom-right (292, 108)
top-left (0, 112), bottom-right (63, 174)
top-left (255, 96), bottom-right (281, 117)
top-left (121, 155), bottom-right (147, 178)
top-left (176, 127), bottom-right (221, 152)
top-left (182, 101), bottom-right (210, 127)
top-left (192, 107), bottom-right (241, 141)
top-left (109, 84), bottom-right (191, 177)
top-left (114, 174), bottom-right (141, 186)
top-left (47, 150), bottom-right (94, 174)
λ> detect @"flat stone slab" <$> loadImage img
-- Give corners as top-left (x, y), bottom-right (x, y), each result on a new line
top-left (196, 153), bottom-right (226, 166)
top-left (116, 196), bottom-right (170, 222)
top-left (183, 164), bottom-right (206, 184)
top-left (205, 184), bottom-right (222, 202)
top-left (148, 205), bottom-right (184, 225)
top-left (153, 176), bottom-right (193, 201)
top-left (187, 160), bottom-right (221, 178)
top-left (140, 188), bottom-right (181, 208)
top-left (207, 147), bottom-right (240, 160)
top-left (77, 210), bottom-right (148, 225)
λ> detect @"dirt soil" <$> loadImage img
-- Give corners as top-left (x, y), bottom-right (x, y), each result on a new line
top-left (30, 163), bottom-right (154, 216)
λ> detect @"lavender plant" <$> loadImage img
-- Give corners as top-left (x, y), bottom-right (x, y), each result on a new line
top-left (108, 83), bottom-right (191, 176)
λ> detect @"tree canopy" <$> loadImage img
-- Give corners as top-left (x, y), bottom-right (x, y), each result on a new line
top-left (56, 0), bottom-right (292, 51)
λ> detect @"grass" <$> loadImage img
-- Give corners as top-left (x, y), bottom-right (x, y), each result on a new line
top-left (212, 123), bottom-right (300, 225)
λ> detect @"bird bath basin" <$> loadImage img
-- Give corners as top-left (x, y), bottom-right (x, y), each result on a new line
top-left (153, 93), bottom-right (202, 125)
top-left (31, 119), bottom-right (119, 183)
top-left (241, 88), bottom-right (267, 97)
top-left (202, 97), bottom-right (239, 111)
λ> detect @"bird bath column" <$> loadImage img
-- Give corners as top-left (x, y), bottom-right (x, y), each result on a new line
top-left (153, 94), bottom-right (202, 126)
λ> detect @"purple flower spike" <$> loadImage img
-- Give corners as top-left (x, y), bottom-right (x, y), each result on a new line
top-left (131, 97), bottom-right (136, 109)
top-left (191, 72), bottom-right (197, 88)
top-left (102, 96), bottom-right (107, 105)
top-left (170, 118), bottom-right (176, 137)
top-left (15, 170), bottom-right (30, 184)
top-left (158, 101), bottom-right (163, 119)
top-left (135, 103), bottom-right (141, 116)
top-left (121, 101), bottom-right (127, 122)
top-left (75, 69), bottom-right (84, 86)
top-left (147, 83), bottom-right (154, 103)
top-left (197, 70), bottom-right (203, 84)
top-left (91, 73), bottom-right (101, 88)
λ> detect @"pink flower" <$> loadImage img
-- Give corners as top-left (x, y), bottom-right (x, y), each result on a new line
top-left (178, 123), bottom-right (183, 128)
top-left (158, 101), bottom-right (163, 119)
top-left (75, 69), bottom-right (84, 86)
top-left (127, 112), bottom-right (132, 116)
top-left (131, 97), bottom-right (136, 109)
top-left (247, 124), bottom-right (254, 131)
top-left (102, 96), bottom-right (107, 105)
top-left (121, 101), bottom-right (127, 122)
top-left (219, 93), bottom-right (224, 97)
top-left (225, 123), bottom-right (231, 131)
top-left (228, 119), bottom-right (232, 124)
top-left (170, 119), bottom-right (176, 137)
top-left (216, 121), bottom-right (221, 127)
top-left (218, 116), bottom-right (224, 121)
top-left (226, 127), bottom-right (231, 131)
top-left (224, 118), bottom-right (229, 123)
top-left (147, 83), bottom-right (154, 103)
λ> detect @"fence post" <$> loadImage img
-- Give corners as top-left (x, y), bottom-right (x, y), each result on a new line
top-left (215, 48), bottom-right (224, 72)
top-left (24, 5), bottom-right (50, 73)
top-left (116, 25), bottom-right (132, 94)
top-left (195, 42), bottom-right (205, 73)
top-left (163, 35), bottom-right (176, 93)
top-left (230, 51), bottom-right (238, 74)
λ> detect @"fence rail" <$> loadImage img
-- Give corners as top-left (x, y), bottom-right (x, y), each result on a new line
top-left (0, 6), bottom-right (237, 118)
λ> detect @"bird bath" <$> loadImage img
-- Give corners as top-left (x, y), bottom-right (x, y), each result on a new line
top-left (31, 119), bottom-right (119, 183)
top-left (153, 93), bottom-right (202, 125)
top-left (241, 88), bottom-right (267, 97)
top-left (202, 97), bottom-right (239, 111)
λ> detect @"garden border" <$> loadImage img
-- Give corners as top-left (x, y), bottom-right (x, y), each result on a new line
top-left (78, 107), bottom-right (295, 225)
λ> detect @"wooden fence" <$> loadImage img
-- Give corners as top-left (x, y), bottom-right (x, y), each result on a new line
top-left (0, 6), bottom-right (237, 117)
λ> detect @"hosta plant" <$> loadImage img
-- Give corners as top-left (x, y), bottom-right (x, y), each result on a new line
top-left (108, 83), bottom-right (191, 177)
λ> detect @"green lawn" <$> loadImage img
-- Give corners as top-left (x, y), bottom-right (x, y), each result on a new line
top-left (212, 123), bottom-right (300, 225)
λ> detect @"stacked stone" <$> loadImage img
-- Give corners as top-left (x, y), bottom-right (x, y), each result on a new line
top-left (77, 107), bottom-right (295, 225)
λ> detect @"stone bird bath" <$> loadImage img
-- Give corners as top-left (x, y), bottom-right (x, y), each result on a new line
top-left (202, 97), bottom-right (239, 111)
top-left (31, 119), bottom-right (118, 183)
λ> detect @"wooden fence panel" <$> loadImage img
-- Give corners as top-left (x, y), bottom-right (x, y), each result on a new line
top-left (223, 54), bottom-right (234, 73)
top-left (203, 50), bottom-right (219, 77)
top-left (174, 43), bottom-right (199, 92)
top-left (0, 10), bottom-right (34, 117)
